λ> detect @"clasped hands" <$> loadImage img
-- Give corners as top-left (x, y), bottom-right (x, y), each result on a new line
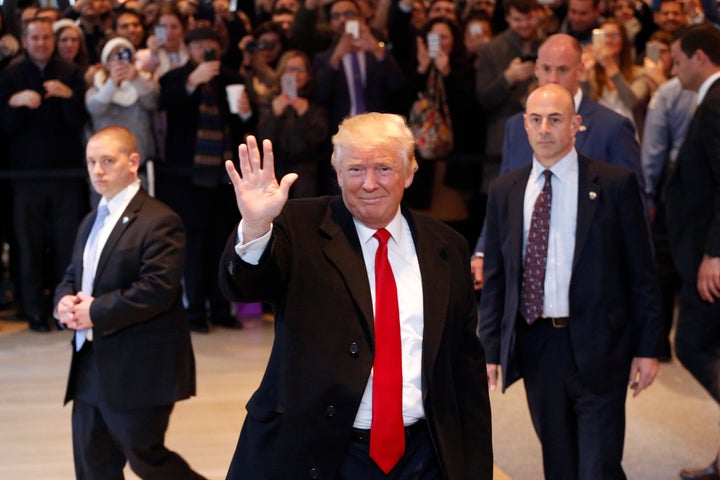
top-left (9, 80), bottom-right (73, 109)
top-left (56, 292), bottom-right (95, 331)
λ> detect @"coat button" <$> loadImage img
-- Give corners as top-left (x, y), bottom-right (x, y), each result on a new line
top-left (348, 342), bottom-right (359, 357)
top-left (309, 467), bottom-right (319, 478)
top-left (326, 405), bottom-right (336, 417)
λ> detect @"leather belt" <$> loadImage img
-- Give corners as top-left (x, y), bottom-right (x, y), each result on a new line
top-left (537, 317), bottom-right (569, 328)
top-left (351, 420), bottom-right (427, 443)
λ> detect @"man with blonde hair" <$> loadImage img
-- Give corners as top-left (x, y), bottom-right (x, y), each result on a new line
top-left (219, 112), bottom-right (493, 479)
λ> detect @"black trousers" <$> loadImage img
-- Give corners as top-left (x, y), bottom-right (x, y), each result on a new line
top-left (13, 178), bottom-right (86, 316)
top-left (336, 424), bottom-right (442, 480)
top-left (157, 177), bottom-right (237, 324)
top-left (675, 281), bottom-right (720, 403)
top-left (71, 344), bottom-right (206, 480)
top-left (516, 319), bottom-right (628, 480)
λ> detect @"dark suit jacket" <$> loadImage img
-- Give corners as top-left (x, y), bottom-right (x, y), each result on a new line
top-left (500, 96), bottom-right (643, 187)
top-left (55, 189), bottom-right (196, 411)
top-left (474, 96), bottom-right (643, 254)
top-left (313, 48), bottom-right (404, 130)
top-left (479, 156), bottom-right (662, 393)
top-left (666, 78), bottom-right (720, 282)
top-left (159, 62), bottom-right (253, 170)
top-left (219, 196), bottom-right (493, 480)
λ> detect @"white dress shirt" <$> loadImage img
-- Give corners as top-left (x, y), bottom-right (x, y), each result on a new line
top-left (233, 208), bottom-right (426, 428)
top-left (523, 151), bottom-right (578, 318)
top-left (82, 180), bottom-right (141, 341)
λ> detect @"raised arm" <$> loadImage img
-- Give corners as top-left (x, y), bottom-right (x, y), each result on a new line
top-left (224, 135), bottom-right (298, 242)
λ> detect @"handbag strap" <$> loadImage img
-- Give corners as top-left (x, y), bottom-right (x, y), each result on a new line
top-left (426, 66), bottom-right (450, 117)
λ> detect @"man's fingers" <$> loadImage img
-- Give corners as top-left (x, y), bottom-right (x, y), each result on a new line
top-left (225, 160), bottom-right (241, 187)
top-left (279, 173), bottom-right (299, 195)
top-left (246, 135), bottom-right (262, 171)
top-left (262, 139), bottom-right (274, 173)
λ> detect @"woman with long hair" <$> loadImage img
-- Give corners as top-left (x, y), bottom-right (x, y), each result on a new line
top-left (408, 16), bottom-right (483, 243)
top-left (135, 2), bottom-right (189, 80)
top-left (257, 50), bottom-right (328, 198)
top-left (583, 18), bottom-right (652, 135)
top-left (52, 19), bottom-right (91, 77)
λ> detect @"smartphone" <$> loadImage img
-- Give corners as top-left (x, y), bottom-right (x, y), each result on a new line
top-left (592, 28), bottom-right (605, 48)
top-left (116, 48), bottom-right (133, 62)
top-left (519, 53), bottom-right (537, 62)
top-left (646, 42), bottom-right (660, 63)
top-left (345, 19), bottom-right (360, 40)
top-left (468, 23), bottom-right (483, 37)
top-left (154, 25), bottom-right (167, 45)
top-left (427, 32), bottom-right (441, 59)
top-left (204, 48), bottom-right (217, 61)
top-left (281, 73), bottom-right (298, 101)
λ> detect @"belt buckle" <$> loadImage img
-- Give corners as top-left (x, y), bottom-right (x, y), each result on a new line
top-left (550, 317), bottom-right (567, 328)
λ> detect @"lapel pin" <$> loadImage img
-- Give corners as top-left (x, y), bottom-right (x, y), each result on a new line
top-left (122, 216), bottom-right (129, 224)
top-left (589, 191), bottom-right (597, 200)
top-left (579, 125), bottom-right (587, 132)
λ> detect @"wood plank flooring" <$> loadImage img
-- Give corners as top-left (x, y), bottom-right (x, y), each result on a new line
top-left (2, 311), bottom-right (718, 479)
top-left (0, 316), bottom-right (509, 479)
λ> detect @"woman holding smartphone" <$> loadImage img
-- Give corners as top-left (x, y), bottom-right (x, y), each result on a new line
top-left (407, 17), bottom-right (483, 243)
top-left (257, 50), bottom-right (328, 198)
top-left (135, 3), bottom-right (189, 80)
top-left (583, 18), bottom-right (652, 137)
top-left (86, 37), bottom-right (159, 170)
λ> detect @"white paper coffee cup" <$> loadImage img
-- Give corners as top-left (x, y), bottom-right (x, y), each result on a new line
top-left (226, 84), bottom-right (246, 114)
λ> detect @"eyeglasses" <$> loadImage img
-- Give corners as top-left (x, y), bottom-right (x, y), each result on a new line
top-left (330, 10), bottom-right (359, 20)
top-left (284, 66), bottom-right (307, 73)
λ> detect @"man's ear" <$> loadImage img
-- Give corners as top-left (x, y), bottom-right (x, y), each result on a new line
top-left (129, 152), bottom-right (141, 171)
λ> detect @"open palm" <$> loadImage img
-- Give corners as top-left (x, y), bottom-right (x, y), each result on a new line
top-left (225, 136), bottom-right (298, 241)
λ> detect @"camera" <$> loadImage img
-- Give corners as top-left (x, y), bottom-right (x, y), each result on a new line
top-left (204, 48), bottom-right (217, 61)
top-left (245, 40), bottom-right (277, 53)
top-left (114, 48), bottom-right (133, 62)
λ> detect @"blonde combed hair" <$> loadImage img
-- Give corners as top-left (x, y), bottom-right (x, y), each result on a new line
top-left (331, 113), bottom-right (418, 175)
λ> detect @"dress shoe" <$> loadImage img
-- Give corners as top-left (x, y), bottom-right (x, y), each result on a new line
top-left (211, 313), bottom-right (243, 329)
top-left (188, 319), bottom-right (210, 333)
top-left (28, 315), bottom-right (50, 333)
top-left (680, 458), bottom-right (720, 480)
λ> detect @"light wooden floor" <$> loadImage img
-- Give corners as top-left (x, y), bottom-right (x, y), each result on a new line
top-left (0, 316), bottom-right (509, 479)
top-left (2, 312), bottom-right (719, 479)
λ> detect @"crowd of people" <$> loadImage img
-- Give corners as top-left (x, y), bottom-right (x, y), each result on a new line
top-left (1, 0), bottom-right (720, 477)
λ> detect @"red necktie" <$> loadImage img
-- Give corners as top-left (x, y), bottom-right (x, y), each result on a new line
top-left (370, 228), bottom-right (405, 473)
top-left (519, 169), bottom-right (553, 324)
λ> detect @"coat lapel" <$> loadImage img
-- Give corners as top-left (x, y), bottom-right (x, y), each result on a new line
top-left (575, 97), bottom-right (593, 152)
top-left (93, 190), bottom-right (144, 287)
top-left (319, 199), bottom-right (376, 342)
top-left (573, 157), bottom-right (600, 272)
top-left (404, 209), bottom-right (451, 392)
top-left (507, 169), bottom-right (530, 275)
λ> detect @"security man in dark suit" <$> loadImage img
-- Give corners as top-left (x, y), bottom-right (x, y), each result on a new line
top-left (480, 84), bottom-right (662, 479)
top-left (55, 126), bottom-right (204, 480)
top-left (666, 24), bottom-right (720, 480)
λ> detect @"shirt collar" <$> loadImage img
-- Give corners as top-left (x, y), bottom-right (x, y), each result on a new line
top-left (353, 207), bottom-right (404, 247)
top-left (101, 180), bottom-right (141, 217)
top-left (531, 148), bottom-right (578, 185)
top-left (574, 88), bottom-right (583, 112)
top-left (697, 71), bottom-right (720, 105)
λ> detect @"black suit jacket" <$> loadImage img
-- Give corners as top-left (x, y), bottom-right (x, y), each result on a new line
top-left (480, 156), bottom-right (662, 393)
top-left (55, 189), bottom-right (196, 411)
top-left (666, 78), bottom-right (720, 282)
top-left (219, 196), bottom-right (493, 480)
top-left (313, 48), bottom-right (404, 129)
